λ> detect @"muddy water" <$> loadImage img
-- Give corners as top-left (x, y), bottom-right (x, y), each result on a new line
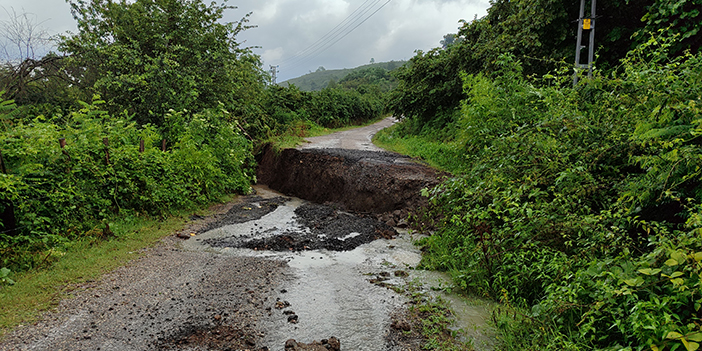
top-left (182, 186), bottom-right (494, 351)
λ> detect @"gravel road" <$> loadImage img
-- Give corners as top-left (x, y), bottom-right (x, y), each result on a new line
top-left (298, 116), bottom-right (396, 151)
top-left (0, 229), bottom-right (287, 350)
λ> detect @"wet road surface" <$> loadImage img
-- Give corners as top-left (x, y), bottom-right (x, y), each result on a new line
top-left (183, 186), bottom-right (495, 351)
top-left (298, 116), bottom-right (396, 151)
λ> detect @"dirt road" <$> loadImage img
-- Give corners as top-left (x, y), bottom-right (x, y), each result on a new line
top-left (298, 116), bottom-right (396, 152)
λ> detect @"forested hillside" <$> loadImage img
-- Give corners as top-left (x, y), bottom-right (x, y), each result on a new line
top-left (0, 0), bottom-right (390, 277)
top-left (379, 0), bottom-right (701, 349)
top-left (279, 60), bottom-right (405, 91)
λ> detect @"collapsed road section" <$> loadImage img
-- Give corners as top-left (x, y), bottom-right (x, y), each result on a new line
top-left (1, 119), bottom-right (495, 351)
top-left (257, 146), bottom-right (445, 220)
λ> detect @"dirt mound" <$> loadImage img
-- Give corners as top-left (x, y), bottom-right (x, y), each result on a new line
top-left (158, 324), bottom-right (262, 350)
top-left (256, 146), bottom-right (446, 216)
top-left (203, 203), bottom-right (397, 252)
top-left (285, 337), bottom-right (340, 350)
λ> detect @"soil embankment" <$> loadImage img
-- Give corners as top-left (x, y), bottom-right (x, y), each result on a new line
top-left (258, 117), bottom-right (446, 220)
top-left (257, 147), bottom-right (444, 220)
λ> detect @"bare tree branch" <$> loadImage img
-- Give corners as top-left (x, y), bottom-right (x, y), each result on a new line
top-left (0, 7), bottom-right (52, 63)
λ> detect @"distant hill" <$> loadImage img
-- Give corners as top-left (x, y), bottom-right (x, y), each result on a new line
top-left (279, 61), bottom-right (406, 91)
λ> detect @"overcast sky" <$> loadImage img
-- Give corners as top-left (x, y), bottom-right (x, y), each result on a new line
top-left (0, 0), bottom-right (489, 82)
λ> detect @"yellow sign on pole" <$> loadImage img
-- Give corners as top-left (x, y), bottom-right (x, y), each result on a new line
top-left (583, 18), bottom-right (591, 30)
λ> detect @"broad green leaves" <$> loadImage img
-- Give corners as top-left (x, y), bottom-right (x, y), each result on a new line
top-left (414, 44), bottom-right (702, 350)
top-left (0, 97), bottom-right (253, 270)
top-left (0, 267), bottom-right (13, 286)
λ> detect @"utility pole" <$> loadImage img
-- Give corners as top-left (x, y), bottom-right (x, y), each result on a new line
top-left (269, 65), bottom-right (279, 84)
top-left (573, 0), bottom-right (596, 86)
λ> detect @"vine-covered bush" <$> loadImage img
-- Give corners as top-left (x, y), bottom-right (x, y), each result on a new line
top-left (0, 97), bottom-right (254, 270)
top-left (418, 36), bottom-right (702, 349)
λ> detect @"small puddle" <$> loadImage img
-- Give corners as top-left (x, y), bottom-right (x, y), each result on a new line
top-left (410, 269), bottom-right (497, 350)
top-left (182, 186), bottom-right (495, 351)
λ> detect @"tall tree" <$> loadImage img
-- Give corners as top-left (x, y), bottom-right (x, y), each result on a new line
top-left (59, 0), bottom-right (265, 126)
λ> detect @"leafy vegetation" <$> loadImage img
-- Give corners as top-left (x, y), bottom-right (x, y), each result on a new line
top-left (260, 83), bottom-right (386, 131)
top-left (388, 0), bottom-right (700, 136)
top-left (58, 0), bottom-right (264, 126)
top-left (384, 30), bottom-right (702, 350)
top-left (0, 97), bottom-right (254, 271)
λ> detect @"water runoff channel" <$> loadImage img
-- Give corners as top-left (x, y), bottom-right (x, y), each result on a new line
top-left (181, 185), bottom-right (496, 351)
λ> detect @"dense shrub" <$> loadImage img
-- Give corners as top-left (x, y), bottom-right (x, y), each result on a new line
top-left (0, 98), bottom-right (254, 270)
top-left (261, 84), bottom-right (386, 131)
top-left (413, 36), bottom-right (702, 349)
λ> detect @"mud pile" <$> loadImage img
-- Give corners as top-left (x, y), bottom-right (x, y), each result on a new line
top-left (257, 146), bottom-right (445, 217)
top-left (203, 202), bottom-right (397, 252)
top-left (198, 196), bottom-right (289, 232)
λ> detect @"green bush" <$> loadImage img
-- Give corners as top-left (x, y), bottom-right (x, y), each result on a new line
top-left (415, 35), bottom-right (702, 349)
top-left (0, 97), bottom-right (254, 270)
top-left (261, 84), bottom-right (385, 132)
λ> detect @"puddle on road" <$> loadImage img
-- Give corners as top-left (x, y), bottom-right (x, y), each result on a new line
top-left (182, 186), bottom-right (495, 351)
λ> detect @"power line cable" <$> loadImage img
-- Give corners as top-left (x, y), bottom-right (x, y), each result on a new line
top-left (279, 0), bottom-right (393, 73)
top-left (286, 0), bottom-right (390, 68)
top-left (286, 0), bottom-right (393, 72)
top-left (279, 0), bottom-right (384, 66)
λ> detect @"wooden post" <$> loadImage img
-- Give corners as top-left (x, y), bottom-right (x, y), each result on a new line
top-left (0, 149), bottom-right (6, 174)
top-left (59, 138), bottom-right (70, 160)
top-left (139, 140), bottom-right (145, 153)
top-left (0, 150), bottom-right (17, 235)
top-left (161, 139), bottom-right (166, 152)
top-left (103, 137), bottom-right (110, 165)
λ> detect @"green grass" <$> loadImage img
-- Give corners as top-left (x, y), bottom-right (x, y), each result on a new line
top-left (0, 196), bottom-right (235, 338)
top-left (372, 124), bottom-right (466, 174)
top-left (402, 281), bottom-right (475, 351)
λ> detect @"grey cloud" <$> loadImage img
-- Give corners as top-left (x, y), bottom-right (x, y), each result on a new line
top-left (0, 0), bottom-right (488, 81)
top-left (231, 0), bottom-right (488, 81)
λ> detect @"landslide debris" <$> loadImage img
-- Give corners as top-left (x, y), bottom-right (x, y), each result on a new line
top-left (257, 146), bottom-right (445, 216)
top-left (284, 337), bottom-right (340, 351)
top-left (203, 203), bottom-right (397, 252)
top-left (198, 196), bottom-right (290, 232)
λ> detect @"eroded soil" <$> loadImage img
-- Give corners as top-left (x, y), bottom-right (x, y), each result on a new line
top-left (257, 147), bottom-right (446, 218)
top-left (204, 201), bottom-right (397, 252)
